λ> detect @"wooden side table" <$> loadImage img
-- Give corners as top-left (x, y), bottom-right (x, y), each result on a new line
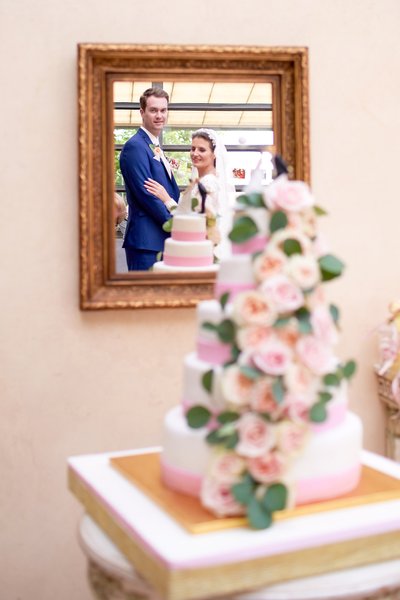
top-left (78, 514), bottom-right (400, 600)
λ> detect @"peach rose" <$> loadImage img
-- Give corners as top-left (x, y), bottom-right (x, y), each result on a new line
top-left (252, 336), bottom-right (293, 376)
top-left (284, 362), bottom-right (318, 396)
top-left (221, 365), bottom-right (254, 408)
top-left (209, 451), bottom-right (246, 484)
top-left (253, 248), bottom-right (287, 283)
top-left (275, 420), bottom-right (309, 455)
top-left (247, 450), bottom-right (287, 483)
top-left (236, 413), bottom-right (276, 458)
top-left (236, 325), bottom-right (272, 351)
top-left (261, 274), bottom-right (304, 313)
top-left (250, 377), bottom-right (283, 418)
top-left (201, 476), bottom-right (245, 517)
top-left (296, 335), bottom-right (337, 375)
top-left (233, 290), bottom-right (278, 327)
top-left (285, 254), bottom-right (320, 290)
top-left (283, 392), bottom-right (314, 422)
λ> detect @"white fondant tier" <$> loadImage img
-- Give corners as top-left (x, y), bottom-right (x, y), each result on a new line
top-left (214, 254), bottom-right (257, 300)
top-left (171, 214), bottom-right (207, 240)
top-left (196, 300), bottom-right (233, 365)
top-left (182, 352), bottom-right (225, 411)
top-left (161, 405), bottom-right (363, 504)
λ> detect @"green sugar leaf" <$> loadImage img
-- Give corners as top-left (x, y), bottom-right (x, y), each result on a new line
top-left (247, 497), bottom-right (272, 530)
top-left (217, 319), bottom-right (236, 343)
top-left (314, 204), bottom-right (328, 216)
top-left (220, 292), bottom-right (230, 309)
top-left (246, 192), bottom-right (265, 207)
top-left (323, 373), bottom-right (340, 387)
top-left (228, 216), bottom-right (259, 243)
top-left (318, 391), bottom-right (333, 403)
top-left (309, 401), bottom-right (328, 423)
top-left (329, 303), bottom-right (340, 323)
top-left (202, 321), bottom-right (218, 333)
top-left (186, 405), bottom-right (211, 429)
top-left (217, 411), bottom-right (240, 424)
top-left (342, 360), bottom-right (357, 379)
top-left (318, 254), bottom-right (345, 281)
top-left (262, 483), bottom-right (288, 512)
top-left (239, 365), bottom-right (262, 380)
top-left (202, 369), bottom-right (214, 393)
top-left (269, 210), bottom-right (288, 233)
top-left (283, 238), bottom-right (302, 256)
top-left (272, 377), bottom-right (285, 404)
top-left (191, 197), bottom-right (199, 210)
top-left (231, 475), bottom-right (255, 505)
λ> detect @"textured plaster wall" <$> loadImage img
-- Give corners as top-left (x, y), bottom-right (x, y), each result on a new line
top-left (1, 0), bottom-right (400, 597)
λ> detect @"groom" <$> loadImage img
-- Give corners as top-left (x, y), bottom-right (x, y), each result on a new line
top-left (120, 87), bottom-right (180, 270)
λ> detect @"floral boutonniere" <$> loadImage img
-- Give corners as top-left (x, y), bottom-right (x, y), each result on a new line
top-left (149, 143), bottom-right (162, 161)
top-left (167, 157), bottom-right (180, 172)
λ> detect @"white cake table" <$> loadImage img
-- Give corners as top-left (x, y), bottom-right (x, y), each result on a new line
top-left (78, 514), bottom-right (400, 600)
top-left (68, 448), bottom-right (400, 600)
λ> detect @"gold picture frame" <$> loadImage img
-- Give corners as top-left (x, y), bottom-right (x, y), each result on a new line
top-left (78, 44), bottom-right (310, 310)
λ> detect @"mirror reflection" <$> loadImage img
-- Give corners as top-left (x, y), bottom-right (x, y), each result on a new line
top-left (113, 80), bottom-right (275, 274)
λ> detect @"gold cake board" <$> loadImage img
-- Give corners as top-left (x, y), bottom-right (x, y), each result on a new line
top-left (110, 451), bottom-right (400, 534)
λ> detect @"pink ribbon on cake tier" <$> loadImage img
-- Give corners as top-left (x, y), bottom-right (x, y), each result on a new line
top-left (172, 231), bottom-right (206, 242)
top-left (231, 234), bottom-right (268, 255)
top-left (196, 336), bottom-right (232, 365)
top-left (214, 282), bottom-right (256, 300)
top-left (164, 255), bottom-right (213, 267)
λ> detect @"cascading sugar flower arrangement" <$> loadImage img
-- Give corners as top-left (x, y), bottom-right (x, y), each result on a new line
top-left (185, 158), bottom-right (356, 529)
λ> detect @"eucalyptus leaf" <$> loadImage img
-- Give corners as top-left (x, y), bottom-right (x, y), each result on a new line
top-left (239, 365), bottom-right (262, 380)
top-left (313, 204), bottom-right (328, 216)
top-left (217, 411), bottom-right (240, 424)
top-left (283, 238), bottom-right (302, 256)
top-left (342, 360), bottom-right (357, 379)
top-left (329, 304), bottom-right (340, 323)
top-left (323, 373), bottom-right (340, 387)
top-left (217, 319), bottom-right (236, 343)
top-left (269, 211), bottom-right (288, 233)
top-left (247, 497), bottom-right (272, 530)
top-left (225, 431), bottom-right (240, 449)
top-left (318, 391), bottom-right (333, 403)
top-left (247, 192), bottom-right (265, 207)
top-left (228, 216), bottom-right (259, 243)
top-left (274, 316), bottom-right (291, 328)
top-left (272, 377), bottom-right (285, 404)
top-left (262, 483), bottom-right (288, 512)
top-left (220, 292), bottom-right (230, 310)
top-left (202, 321), bottom-right (218, 333)
top-left (231, 477), bottom-right (254, 505)
top-left (191, 197), bottom-right (199, 210)
top-left (309, 401), bottom-right (327, 423)
top-left (318, 254), bottom-right (345, 281)
top-left (205, 429), bottom-right (221, 445)
top-left (236, 194), bottom-right (251, 206)
top-left (186, 406), bottom-right (212, 429)
top-left (202, 370), bottom-right (214, 393)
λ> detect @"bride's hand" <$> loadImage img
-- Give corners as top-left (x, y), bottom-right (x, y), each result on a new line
top-left (144, 179), bottom-right (172, 204)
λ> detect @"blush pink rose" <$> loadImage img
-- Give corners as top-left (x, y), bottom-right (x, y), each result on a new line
top-left (247, 451), bottom-right (287, 484)
top-left (261, 274), bottom-right (304, 313)
top-left (276, 421), bottom-right (309, 455)
top-left (296, 335), bottom-right (337, 375)
top-left (201, 476), bottom-right (245, 517)
top-left (221, 365), bottom-right (254, 408)
top-left (264, 176), bottom-right (314, 213)
top-left (252, 336), bottom-right (293, 376)
top-left (236, 413), bottom-right (276, 458)
top-left (283, 392), bottom-right (314, 423)
top-left (209, 452), bottom-right (246, 484)
top-left (310, 305), bottom-right (338, 345)
top-left (233, 290), bottom-right (277, 327)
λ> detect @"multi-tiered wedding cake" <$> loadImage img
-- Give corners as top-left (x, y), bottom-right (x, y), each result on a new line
top-left (160, 162), bottom-right (361, 529)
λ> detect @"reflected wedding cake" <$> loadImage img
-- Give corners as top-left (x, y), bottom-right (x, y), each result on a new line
top-left (160, 159), bottom-right (362, 529)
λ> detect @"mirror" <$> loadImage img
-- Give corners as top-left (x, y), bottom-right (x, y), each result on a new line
top-left (78, 44), bottom-right (310, 310)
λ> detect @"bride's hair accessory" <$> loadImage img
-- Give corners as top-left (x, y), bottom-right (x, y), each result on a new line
top-left (192, 128), bottom-right (217, 149)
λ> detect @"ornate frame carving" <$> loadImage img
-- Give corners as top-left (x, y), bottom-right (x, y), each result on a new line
top-left (78, 44), bottom-right (310, 310)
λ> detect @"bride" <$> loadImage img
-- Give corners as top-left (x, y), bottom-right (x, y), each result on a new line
top-left (143, 128), bottom-right (234, 257)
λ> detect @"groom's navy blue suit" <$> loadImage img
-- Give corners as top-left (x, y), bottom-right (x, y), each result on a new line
top-left (120, 128), bottom-right (180, 270)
